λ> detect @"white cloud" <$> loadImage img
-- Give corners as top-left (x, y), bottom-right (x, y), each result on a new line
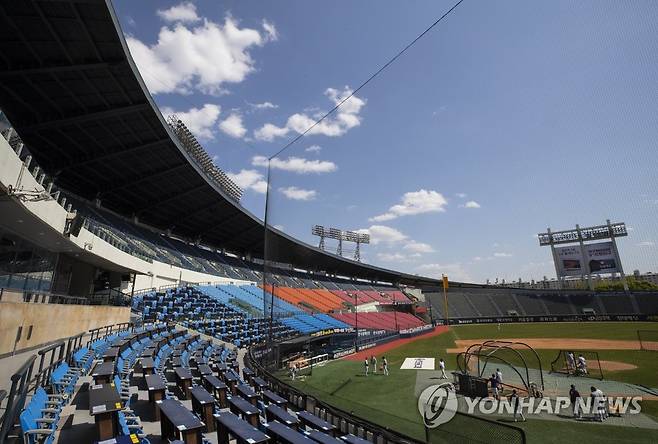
top-left (493, 252), bottom-right (513, 258)
top-left (377, 252), bottom-right (409, 263)
top-left (218, 113), bottom-right (246, 138)
top-left (254, 86), bottom-right (365, 141)
top-left (456, 193), bottom-right (467, 198)
top-left (157, 2), bottom-right (200, 23)
top-left (403, 241), bottom-right (435, 254)
top-left (279, 186), bottom-right (316, 201)
top-left (262, 20), bottom-right (278, 42)
top-left (462, 200), bottom-right (481, 209)
top-left (637, 241), bottom-right (655, 247)
top-left (418, 263), bottom-right (472, 282)
top-left (249, 101), bottom-right (278, 111)
top-left (305, 145), bottom-right (322, 153)
top-left (227, 169), bottom-right (267, 194)
top-left (126, 14), bottom-right (275, 95)
top-left (254, 123), bottom-right (289, 141)
top-left (370, 189), bottom-right (447, 222)
top-left (252, 155), bottom-right (336, 174)
top-left (162, 104), bottom-right (221, 140)
top-left (356, 225), bottom-right (407, 245)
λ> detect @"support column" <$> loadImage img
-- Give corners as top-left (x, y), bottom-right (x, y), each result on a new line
top-left (607, 219), bottom-right (629, 291)
top-left (576, 225), bottom-right (594, 291)
top-left (547, 228), bottom-right (563, 290)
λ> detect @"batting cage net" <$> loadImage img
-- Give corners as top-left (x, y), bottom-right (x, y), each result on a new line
top-left (637, 330), bottom-right (658, 351)
top-left (550, 350), bottom-right (603, 380)
top-left (457, 340), bottom-right (544, 396)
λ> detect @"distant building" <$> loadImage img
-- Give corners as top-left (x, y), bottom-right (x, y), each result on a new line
top-left (634, 270), bottom-right (658, 285)
top-left (489, 271), bottom-right (658, 290)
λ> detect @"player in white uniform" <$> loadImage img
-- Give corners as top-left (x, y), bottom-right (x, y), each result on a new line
top-left (364, 358), bottom-right (369, 377)
top-left (439, 358), bottom-right (447, 379)
top-left (578, 355), bottom-right (588, 375)
top-left (382, 356), bottom-right (389, 376)
top-left (566, 351), bottom-right (576, 371)
top-left (591, 386), bottom-right (605, 421)
top-left (371, 356), bottom-right (377, 374)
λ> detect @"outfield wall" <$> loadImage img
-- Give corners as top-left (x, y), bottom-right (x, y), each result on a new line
top-left (448, 314), bottom-right (657, 325)
top-left (0, 301), bottom-right (130, 356)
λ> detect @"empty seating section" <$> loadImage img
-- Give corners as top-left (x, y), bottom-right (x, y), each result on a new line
top-left (423, 288), bottom-right (658, 320)
top-left (15, 323), bottom-right (181, 444)
top-left (280, 315), bottom-right (350, 334)
top-left (239, 285), bottom-right (305, 315)
top-left (459, 292), bottom-right (501, 317)
top-left (568, 293), bottom-right (599, 313)
top-left (331, 312), bottom-right (425, 331)
top-left (446, 295), bottom-right (478, 318)
top-left (13, 315), bottom-right (386, 444)
top-left (598, 293), bottom-right (635, 314)
top-left (541, 294), bottom-right (575, 315)
top-left (134, 286), bottom-right (296, 347)
top-left (513, 293), bottom-right (547, 315)
top-left (635, 293), bottom-right (658, 314)
top-left (489, 292), bottom-right (521, 314)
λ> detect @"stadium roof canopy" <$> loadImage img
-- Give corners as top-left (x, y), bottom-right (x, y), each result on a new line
top-left (0, 0), bottom-right (440, 287)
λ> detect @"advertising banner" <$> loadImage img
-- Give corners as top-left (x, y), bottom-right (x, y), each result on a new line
top-left (555, 242), bottom-right (618, 277)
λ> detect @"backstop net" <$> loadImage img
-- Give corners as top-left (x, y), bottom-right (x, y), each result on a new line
top-left (637, 330), bottom-right (658, 351)
top-left (549, 350), bottom-right (603, 380)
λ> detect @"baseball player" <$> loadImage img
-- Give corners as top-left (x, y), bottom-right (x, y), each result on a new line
top-left (364, 358), bottom-right (369, 377)
top-left (510, 389), bottom-right (525, 422)
top-left (566, 351), bottom-right (576, 372)
top-left (439, 358), bottom-right (447, 379)
top-left (371, 355), bottom-right (377, 374)
top-left (382, 356), bottom-right (389, 376)
top-left (569, 384), bottom-right (581, 418)
top-left (577, 354), bottom-right (588, 375)
top-left (489, 373), bottom-right (500, 400)
top-left (591, 386), bottom-right (605, 422)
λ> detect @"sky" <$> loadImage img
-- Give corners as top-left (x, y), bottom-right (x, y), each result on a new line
top-left (112, 0), bottom-right (658, 283)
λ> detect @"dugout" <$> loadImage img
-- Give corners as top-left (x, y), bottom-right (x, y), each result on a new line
top-left (274, 332), bottom-right (355, 369)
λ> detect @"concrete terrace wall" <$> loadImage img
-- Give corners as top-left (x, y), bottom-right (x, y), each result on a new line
top-left (1, 137), bottom-right (254, 294)
top-left (0, 302), bottom-right (130, 356)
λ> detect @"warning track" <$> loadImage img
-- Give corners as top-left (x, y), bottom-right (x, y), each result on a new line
top-left (343, 326), bottom-right (450, 361)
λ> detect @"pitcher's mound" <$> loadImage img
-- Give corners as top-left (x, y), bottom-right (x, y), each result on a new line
top-left (599, 360), bottom-right (637, 371)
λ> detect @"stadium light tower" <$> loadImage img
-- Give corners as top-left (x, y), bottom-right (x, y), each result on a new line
top-left (312, 225), bottom-right (370, 261)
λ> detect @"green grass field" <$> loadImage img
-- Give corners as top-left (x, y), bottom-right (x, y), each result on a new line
top-left (283, 322), bottom-right (658, 443)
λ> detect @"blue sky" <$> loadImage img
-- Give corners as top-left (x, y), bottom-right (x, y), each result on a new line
top-left (113, 0), bottom-right (658, 283)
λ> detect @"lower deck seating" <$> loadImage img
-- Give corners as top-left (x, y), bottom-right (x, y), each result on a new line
top-left (331, 311), bottom-right (425, 331)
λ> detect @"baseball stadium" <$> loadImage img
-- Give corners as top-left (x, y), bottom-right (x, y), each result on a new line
top-left (0, 1), bottom-right (657, 444)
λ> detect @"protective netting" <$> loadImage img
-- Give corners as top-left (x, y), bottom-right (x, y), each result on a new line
top-left (425, 411), bottom-right (526, 444)
top-left (549, 350), bottom-right (603, 380)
